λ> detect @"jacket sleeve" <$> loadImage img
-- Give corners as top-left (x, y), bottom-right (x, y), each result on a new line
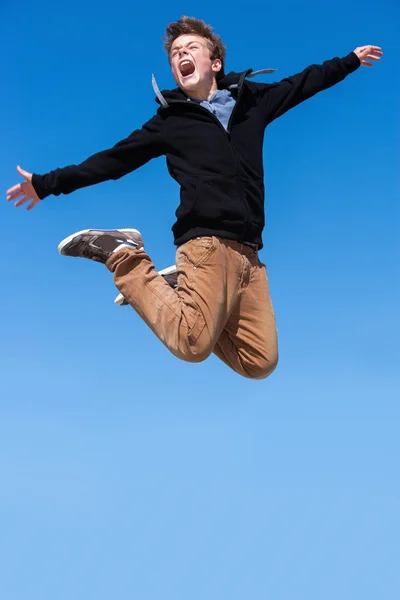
top-left (31, 113), bottom-right (165, 199)
top-left (257, 52), bottom-right (360, 125)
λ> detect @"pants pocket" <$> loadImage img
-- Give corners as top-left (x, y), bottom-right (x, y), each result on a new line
top-left (178, 236), bottom-right (217, 268)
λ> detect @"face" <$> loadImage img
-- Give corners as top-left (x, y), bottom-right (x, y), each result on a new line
top-left (170, 34), bottom-right (222, 96)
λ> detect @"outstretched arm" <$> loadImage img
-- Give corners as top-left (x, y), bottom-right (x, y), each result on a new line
top-left (6, 114), bottom-right (165, 210)
top-left (258, 45), bottom-right (382, 125)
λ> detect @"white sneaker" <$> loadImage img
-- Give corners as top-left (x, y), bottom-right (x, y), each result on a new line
top-left (114, 265), bottom-right (177, 306)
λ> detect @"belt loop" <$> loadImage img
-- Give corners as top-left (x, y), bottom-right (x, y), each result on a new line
top-left (242, 241), bottom-right (258, 251)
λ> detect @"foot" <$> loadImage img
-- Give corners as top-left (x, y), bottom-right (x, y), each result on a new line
top-left (114, 264), bottom-right (177, 306)
top-left (58, 228), bottom-right (144, 263)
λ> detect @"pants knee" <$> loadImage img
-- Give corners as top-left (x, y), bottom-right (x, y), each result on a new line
top-left (182, 348), bottom-right (212, 363)
top-left (243, 353), bottom-right (279, 380)
top-left (174, 338), bottom-right (214, 364)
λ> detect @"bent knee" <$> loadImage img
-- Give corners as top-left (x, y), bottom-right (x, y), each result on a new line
top-left (243, 352), bottom-right (279, 380)
top-left (174, 339), bottom-right (214, 364)
top-left (184, 348), bottom-right (213, 364)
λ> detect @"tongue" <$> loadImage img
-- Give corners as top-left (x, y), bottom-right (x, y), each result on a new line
top-left (181, 62), bottom-right (195, 77)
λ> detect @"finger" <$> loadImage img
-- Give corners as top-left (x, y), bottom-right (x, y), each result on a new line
top-left (16, 165), bottom-right (32, 181)
top-left (362, 61), bottom-right (373, 67)
top-left (6, 183), bottom-right (22, 196)
top-left (27, 199), bottom-right (39, 211)
top-left (7, 189), bottom-right (26, 201)
top-left (367, 54), bottom-right (381, 61)
top-left (7, 190), bottom-right (26, 202)
top-left (14, 196), bottom-right (30, 207)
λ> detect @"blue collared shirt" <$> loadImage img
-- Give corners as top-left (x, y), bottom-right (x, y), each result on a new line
top-left (192, 89), bottom-right (236, 131)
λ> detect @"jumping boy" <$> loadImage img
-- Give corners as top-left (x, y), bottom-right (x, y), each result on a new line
top-left (6, 17), bottom-right (382, 379)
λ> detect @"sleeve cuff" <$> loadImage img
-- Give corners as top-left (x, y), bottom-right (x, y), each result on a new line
top-left (343, 51), bottom-right (361, 73)
top-left (31, 174), bottom-right (50, 200)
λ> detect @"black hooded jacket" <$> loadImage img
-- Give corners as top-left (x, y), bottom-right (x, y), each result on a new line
top-left (32, 52), bottom-right (360, 248)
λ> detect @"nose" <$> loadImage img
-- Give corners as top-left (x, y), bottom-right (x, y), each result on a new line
top-left (179, 47), bottom-right (188, 58)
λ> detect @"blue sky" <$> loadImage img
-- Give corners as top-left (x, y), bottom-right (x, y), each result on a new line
top-left (1, 1), bottom-right (399, 598)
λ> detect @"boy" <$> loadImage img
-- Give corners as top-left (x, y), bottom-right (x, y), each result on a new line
top-left (6, 17), bottom-right (382, 379)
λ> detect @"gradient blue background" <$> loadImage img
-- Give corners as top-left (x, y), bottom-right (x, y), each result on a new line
top-left (2, 1), bottom-right (399, 598)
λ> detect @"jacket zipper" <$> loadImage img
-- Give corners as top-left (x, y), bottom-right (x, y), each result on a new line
top-left (225, 72), bottom-right (251, 229)
top-left (171, 74), bottom-right (251, 226)
top-left (174, 70), bottom-right (249, 138)
top-left (171, 100), bottom-right (240, 176)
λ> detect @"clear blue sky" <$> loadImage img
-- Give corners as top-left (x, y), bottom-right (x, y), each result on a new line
top-left (1, 1), bottom-right (399, 598)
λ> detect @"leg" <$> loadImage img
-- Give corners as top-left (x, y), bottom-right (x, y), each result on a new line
top-left (114, 264), bottom-right (178, 306)
top-left (58, 228), bottom-right (275, 377)
top-left (213, 250), bottom-right (278, 380)
top-left (107, 236), bottom-right (244, 363)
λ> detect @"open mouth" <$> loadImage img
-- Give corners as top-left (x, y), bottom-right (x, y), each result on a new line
top-left (179, 59), bottom-right (196, 78)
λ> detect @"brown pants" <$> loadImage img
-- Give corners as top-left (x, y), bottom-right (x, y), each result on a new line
top-left (106, 236), bottom-right (278, 379)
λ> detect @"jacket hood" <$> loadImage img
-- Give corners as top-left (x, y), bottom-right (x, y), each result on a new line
top-left (152, 68), bottom-right (277, 108)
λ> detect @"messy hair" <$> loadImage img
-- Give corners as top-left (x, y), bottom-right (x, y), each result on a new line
top-left (163, 16), bottom-right (226, 79)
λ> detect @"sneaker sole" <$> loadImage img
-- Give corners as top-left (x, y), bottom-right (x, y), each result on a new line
top-left (114, 265), bottom-right (177, 306)
top-left (58, 228), bottom-right (142, 255)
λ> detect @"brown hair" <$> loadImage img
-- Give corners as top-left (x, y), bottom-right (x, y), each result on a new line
top-left (163, 16), bottom-right (226, 79)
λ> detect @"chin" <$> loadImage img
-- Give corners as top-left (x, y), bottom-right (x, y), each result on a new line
top-left (181, 82), bottom-right (198, 92)
top-left (179, 74), bottom-right (200, 91)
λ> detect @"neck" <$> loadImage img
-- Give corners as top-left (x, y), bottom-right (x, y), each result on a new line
top-left (187, 78), bottom-right (218, 102)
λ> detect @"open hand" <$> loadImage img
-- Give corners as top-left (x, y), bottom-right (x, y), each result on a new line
top-left (6, 166), bottom-right (40, 210)
top-left (353, 45), bottom-right (383, 67)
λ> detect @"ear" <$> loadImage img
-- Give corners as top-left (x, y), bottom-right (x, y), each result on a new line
top-left (212, 59), bottom-right (222, 73)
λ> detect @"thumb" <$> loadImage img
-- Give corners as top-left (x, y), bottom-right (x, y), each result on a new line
top-left (17, 165), bottom-right (32, 181)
